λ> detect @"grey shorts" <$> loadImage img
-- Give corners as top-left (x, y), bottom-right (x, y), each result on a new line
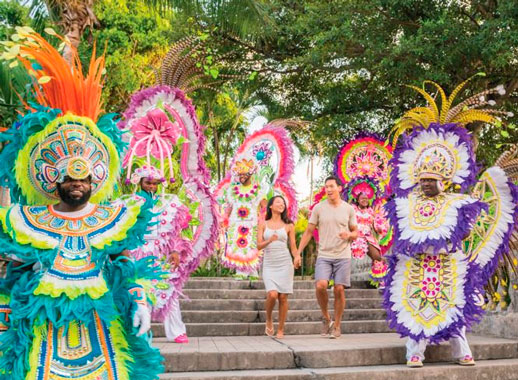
top-left (314, 257), bottom-right (351, 287)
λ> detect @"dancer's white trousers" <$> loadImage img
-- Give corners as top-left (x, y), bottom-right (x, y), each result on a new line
top-left (405, 327), bottom-right (472, 360)
top-left (164, 297), bottom-right (186, 341)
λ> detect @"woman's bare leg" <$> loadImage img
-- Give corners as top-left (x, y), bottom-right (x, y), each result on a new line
top-left (277, 293), bottom-right (289, 338)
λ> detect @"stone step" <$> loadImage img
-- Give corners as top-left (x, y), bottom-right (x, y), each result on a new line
top-left (180, 298), bottom-right (382, 311)
top-left (183, 288), bottom-right (381, 300)
top-left (185, 278), bottom-right (371, 290)
top-left (181, 309), bottom-right (387, 323)
top-left (152, 320), bottom-right (392, 337)
top-left (160, 359), bottom-right (518, 379)
top-left (154, 334), bottom-right (518, 373)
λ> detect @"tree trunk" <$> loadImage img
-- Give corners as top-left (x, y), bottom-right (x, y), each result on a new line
top-left (51, 0), bottom-right (98, 63)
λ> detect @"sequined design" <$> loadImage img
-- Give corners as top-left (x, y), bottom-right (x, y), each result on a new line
top-left (0, 296), bottom-right (11, 332)
top-left (34, 313), bottom-right (119, 380)
top-left (8, 203), bottom-right (133, 299)
top-left (25, 117), bottom-right (112, 202)
top-left (222, 183), bottom-right (266, 272)
top-left (392, 250), bottom-right (467, 335)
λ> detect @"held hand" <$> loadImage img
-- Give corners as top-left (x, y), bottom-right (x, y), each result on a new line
top-left (133, 304), bottom-right (151, 337)
top-left (269, 234), bottom-right (279, 243)
top-left (338, 230), bottom-right (351, 240)
top-left (169, 252), bottom-right (180, 269)
top-left (293, 255), bottom-right (302, 269)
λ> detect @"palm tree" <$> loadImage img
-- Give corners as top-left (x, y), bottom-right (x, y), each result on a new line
top-left (29, 0), bottom-right (98, 61)
top-left (144, 0), bottom-right (274, 42)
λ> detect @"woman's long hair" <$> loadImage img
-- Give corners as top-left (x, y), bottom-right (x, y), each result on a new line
top-left (265, 195), bottom-right (292, 224)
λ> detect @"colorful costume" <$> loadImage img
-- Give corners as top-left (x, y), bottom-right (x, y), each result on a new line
top-left (383, 79), bottom-right (518, 366)
top-left (119, 76), bottom-right (219, 340)
top-left (0, 29), bottom-right (163, 379)
top-left (334, 134), bottom-right (393, 286)
top-left (216, 124), bottom-right (298, 275)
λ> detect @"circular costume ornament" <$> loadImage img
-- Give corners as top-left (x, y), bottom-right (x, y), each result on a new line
top-left (334, 134), bottom-right (392, 192)
top-left (390, 123), bottom-right (478, 195)
top-left (16, 114), bottom-right (118, 204)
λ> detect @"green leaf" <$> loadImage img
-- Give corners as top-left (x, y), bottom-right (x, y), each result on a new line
top-left (209, 68), bottom-right (219, 79)
top-left (500, 130), bottom-right (510, 138)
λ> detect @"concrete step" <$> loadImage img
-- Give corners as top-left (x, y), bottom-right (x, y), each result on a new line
top-left (185, 278), bottom-right (371, 290)
top-left (181, 309), bottom-right (387, 323)
top-left (154, 334), bottom-right (518, 373)
top-left (160, 359), bottom-right (518, 379)
top-left (180, 298), bottom-right (382, 311)
top-left (183, 288), bottom-right (381, 300)
top-left (152, 320), bottom-right (392, 337)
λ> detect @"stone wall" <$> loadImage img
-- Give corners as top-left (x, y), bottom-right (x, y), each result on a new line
top-left (472, 275), bottom-right (518, 339)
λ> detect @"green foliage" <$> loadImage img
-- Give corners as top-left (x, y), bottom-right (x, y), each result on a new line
top-left (0, 62), bottom-right (30, 128)
top-left (191, 255), bottom-right (233, 277)
top-left (78, 0), bottom-right (191, 112)
top-left (199, 0), bottom-right (518, 165)
top-left (0, 1), bottom-right (29, 41)
top-left (0, 2), bottom-right (37, 127)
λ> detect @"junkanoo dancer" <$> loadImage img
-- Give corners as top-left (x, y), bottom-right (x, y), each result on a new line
top-left (124, 166), bottom-right (193, 343)
top-left (0, 29), bottom-right (163, 379)
top-left (334, 135), bottom-right (393, 287)
top-left (217, 124), bottom-right (299, 278)
top-left (221, 159), bottom-right (268, 278)
top-left (351, 194), bottom-right (390, 287)
top-left (383, 79), bottom-right (518, 368)
top-left (119, 73), bottom-right (219, 343)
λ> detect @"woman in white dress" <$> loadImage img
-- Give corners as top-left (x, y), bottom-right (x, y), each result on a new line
top-left (258, 195), bottom-right (301, 338)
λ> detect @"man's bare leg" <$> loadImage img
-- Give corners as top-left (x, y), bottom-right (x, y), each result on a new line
top-left (333, 284), bottom-right (345, 330)
top-left (316, 280), bottom-right (331, 320)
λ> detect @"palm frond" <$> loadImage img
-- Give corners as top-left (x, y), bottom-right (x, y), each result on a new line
top-left (143, 0), bottom-right (275, 41)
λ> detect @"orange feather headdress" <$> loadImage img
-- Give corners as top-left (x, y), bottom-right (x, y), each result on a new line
top-left (2, 27), bottom-right (104, 122)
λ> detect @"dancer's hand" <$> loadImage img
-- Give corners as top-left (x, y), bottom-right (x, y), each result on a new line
top-left (269, 234), bottom-right (279, 243)
top-left (133, 304), bottom-right (151, 337)
top-left (293, 255), bottom-right (302, 269)
top-left (169, 252), bottom-right (180, 269)
top-left (338, 230), bottom-right (351, 240)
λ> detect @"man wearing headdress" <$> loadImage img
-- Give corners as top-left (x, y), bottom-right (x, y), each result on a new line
top-left (384, 80), bottom-right (518, 369)
top-left (0, 29), bottom-right (163, 379)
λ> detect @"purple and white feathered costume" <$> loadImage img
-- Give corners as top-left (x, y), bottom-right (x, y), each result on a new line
top-left (383, 82), bottom-right (518, 366)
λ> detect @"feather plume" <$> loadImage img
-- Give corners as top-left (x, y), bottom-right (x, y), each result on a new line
top-left (390, 78), bottom-right (509, 147)
top-left (5, 29), bottom-right (104, 121)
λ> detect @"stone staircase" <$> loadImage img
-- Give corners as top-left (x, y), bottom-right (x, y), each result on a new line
top-left (155, 277), bottom-right (518, 379)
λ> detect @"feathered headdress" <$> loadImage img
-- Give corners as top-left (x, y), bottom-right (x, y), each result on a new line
top-left (389, 77), bottom-right (511, 194)
top-left (389, 75), bottom-right (512, 147)
top-left (0, 27), bottom-right (122, 204)
top-left (334, 133), bottom-right (392, 204)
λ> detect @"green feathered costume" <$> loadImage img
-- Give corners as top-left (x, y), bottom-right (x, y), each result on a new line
top-left (0, 28), bottom-right (164, 379)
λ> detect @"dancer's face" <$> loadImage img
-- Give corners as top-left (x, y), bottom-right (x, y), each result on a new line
top-left (420, 178), bottom-right (440, 197)
top-left (140, 178), bottom-right (161, 194)
top-left (358, 194), bottom-right (370, 208)
top-left (270, 196), bottom-right (286, 214)
top-left (57, 176), bottom-right (92, 207)
top-left (325, 179), bottom-right (342, 201)
top-left (239, 173), bottom-right (252, 185)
